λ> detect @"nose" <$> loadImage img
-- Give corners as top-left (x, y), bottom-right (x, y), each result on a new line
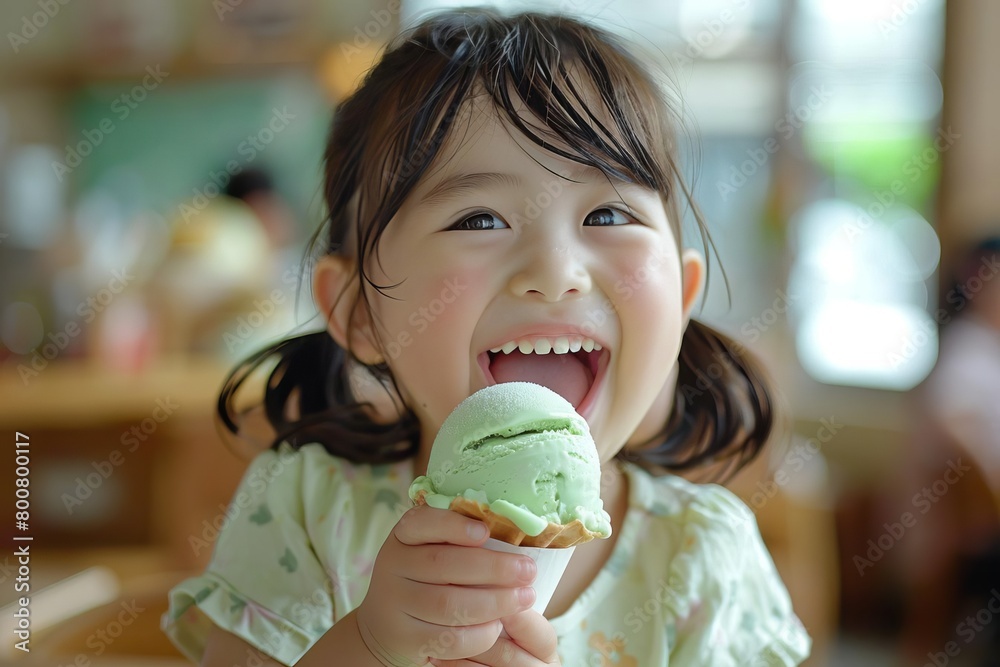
top-left (507, 241), bottom-right (592, 302)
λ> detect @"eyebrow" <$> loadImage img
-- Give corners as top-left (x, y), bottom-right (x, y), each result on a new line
top-left (418, 172), bottom-right (522, 207)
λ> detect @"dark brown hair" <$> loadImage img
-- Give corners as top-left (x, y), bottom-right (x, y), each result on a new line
top-left (218, 8), bottom-right (775, 479)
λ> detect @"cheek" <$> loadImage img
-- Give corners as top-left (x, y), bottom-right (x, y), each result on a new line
top-left (610, 242), bottom-right (682, 324)
top-left (609, 247), bottom-right (685, 369)
top-left (376, 264), bottom-right (493, 420)
top-left (410, 265), bottom-right (492, 335)
top-left (371, 262), bottom-right (493, 353)
top-left (631, 270), bottom-right (682, 331)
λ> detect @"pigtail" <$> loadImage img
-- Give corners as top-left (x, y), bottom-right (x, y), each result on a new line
top-left (617, 319), bottom-right (778, 482)
top-left (217, 331), bottom-right (419, 463)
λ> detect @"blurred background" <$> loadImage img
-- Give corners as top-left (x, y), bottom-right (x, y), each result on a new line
top-left (0, 0), bottom-right (998, 665)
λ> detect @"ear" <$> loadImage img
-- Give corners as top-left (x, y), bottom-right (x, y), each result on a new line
top-left (312, 255), bottom-right (384, 365)
top-left (680, 248), bottom-right (705, 323)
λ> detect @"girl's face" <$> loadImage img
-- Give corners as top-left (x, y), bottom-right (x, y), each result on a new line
top-left (353, 100), bottom-right (702, 463)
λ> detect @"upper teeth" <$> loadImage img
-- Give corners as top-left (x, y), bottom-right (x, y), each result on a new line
top-left (489, 336), bottom-right (603, 355)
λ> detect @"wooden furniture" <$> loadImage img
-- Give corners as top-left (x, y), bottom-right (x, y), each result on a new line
top-left (0, 357), bottom-right (253, 580)
top-left (0, 357), bottom-right (258, 662)
top-left (20, 570), bottom-right (192, 664)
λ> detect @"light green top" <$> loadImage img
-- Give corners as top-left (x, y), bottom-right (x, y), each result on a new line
top-left (162, 442), bottom-right (811, 666)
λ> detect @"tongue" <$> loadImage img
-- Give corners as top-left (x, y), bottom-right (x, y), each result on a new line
top-left (489, 351), bottom-right (593, 408)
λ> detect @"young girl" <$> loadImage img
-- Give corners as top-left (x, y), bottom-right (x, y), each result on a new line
top-left (164, 8), bottom-right (811, 666)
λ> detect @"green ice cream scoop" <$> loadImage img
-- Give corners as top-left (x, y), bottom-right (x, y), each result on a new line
top-left (408, 382), bottom-right (612, 538)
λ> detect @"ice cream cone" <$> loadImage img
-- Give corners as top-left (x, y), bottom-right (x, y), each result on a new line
top-left (413, 492), bottom-right (602, 548)
top-left (408, 384), bottom-right (614, 616)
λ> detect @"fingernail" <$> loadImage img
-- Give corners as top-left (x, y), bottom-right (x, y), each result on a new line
top-left (518, 586), bottom-right (535, 606)
top-left (517, 558), bottom-right (536, 582)
top-left (468, 522), bottom-right (488, 540)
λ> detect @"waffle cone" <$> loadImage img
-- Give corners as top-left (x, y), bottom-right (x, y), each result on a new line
top-left (413, 492), bottom-right (602, 547)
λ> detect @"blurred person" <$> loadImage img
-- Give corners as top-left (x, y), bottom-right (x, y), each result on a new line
top-left (223, 168), bottom-right (298, 251)
top-left (898, 236), bottom-right (1000, 664)
top-left (927, 237), bottom-right (1000, 499)
top-left (147, 167), bottom-right (299, 358)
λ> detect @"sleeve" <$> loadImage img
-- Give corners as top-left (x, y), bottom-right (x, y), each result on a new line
top-left (664, 484), bottom-right (812, 666)
top-left (161, 442), bottom-right (337, 666)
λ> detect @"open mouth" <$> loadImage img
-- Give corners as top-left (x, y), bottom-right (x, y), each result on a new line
top-left (477, 338), bottom-right (609, 417)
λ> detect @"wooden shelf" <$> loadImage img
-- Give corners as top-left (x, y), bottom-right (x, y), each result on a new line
top-left (0, 357), bottom-right (231, 428)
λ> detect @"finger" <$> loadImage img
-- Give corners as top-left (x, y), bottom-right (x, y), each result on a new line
top-left (411, 618), bottom-right (503, 662)
top-left (500, 610), bottom-right (559, 662)
top-left (440, 634), bottom-right (552, 667)
top-left (398, 579), bottom-right (535, 626)
top-left (395, 504), bottom-right (491, 547)
top-left (429, 659), bottom-right (488, 666)
top-left (398, 545), bottom-right (537, 586)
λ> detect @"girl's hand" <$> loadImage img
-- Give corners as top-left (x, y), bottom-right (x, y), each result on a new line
top-left (429, 609), bottom-right (561, 666)
top-left (355, 504), bottom-right (539, 666)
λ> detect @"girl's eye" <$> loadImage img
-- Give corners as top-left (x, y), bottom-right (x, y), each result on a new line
top-left (584, 208), bottom-right (631, 226)
top-left (452, 212), bottom-right (509, 231)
